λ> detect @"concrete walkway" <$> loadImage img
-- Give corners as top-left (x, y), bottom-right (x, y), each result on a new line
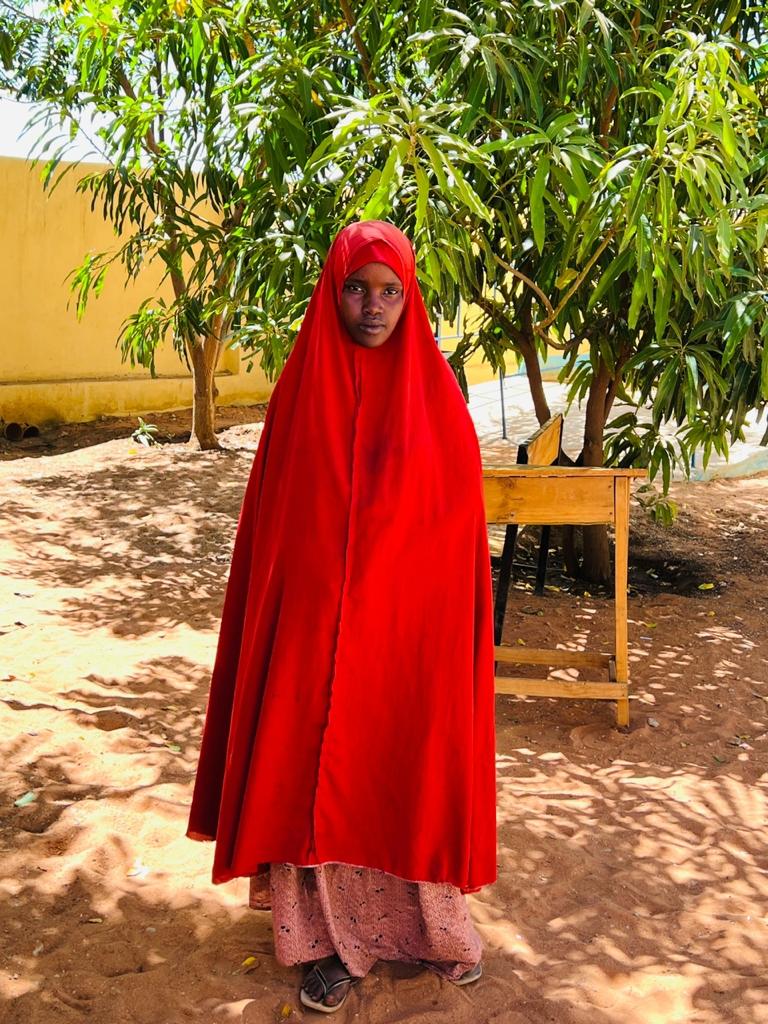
top-left (469, 375), bottom-right (768, 480)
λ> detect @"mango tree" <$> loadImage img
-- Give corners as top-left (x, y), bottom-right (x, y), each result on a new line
top-left (274, 1), bottom-right (768, 579)
top-left (4, 1), bottom-right (766, 582)
top-left (2, 0), bottom-right (273, 449)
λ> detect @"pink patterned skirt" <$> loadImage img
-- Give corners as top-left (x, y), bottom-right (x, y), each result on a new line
top-left (249, 863), bottom-right (482, 981)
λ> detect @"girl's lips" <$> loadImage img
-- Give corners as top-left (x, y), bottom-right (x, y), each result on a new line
top-left (359, 322), bottom-right (385, 332)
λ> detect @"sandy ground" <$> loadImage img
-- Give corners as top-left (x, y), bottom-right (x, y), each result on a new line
top-left (1, 409), bottom-right (767, 1024)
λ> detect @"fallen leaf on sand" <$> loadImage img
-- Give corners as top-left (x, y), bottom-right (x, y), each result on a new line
top-left (127, 858), bottom-right (150, 879)
top-left (14, 791), bottom-right (37, 808)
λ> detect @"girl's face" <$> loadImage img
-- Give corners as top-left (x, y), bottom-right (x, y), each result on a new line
top-left (339, 261), bottom-right (405, 348)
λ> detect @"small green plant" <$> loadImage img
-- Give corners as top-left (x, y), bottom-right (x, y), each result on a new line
top-left (131, 417), bottom-right (159, 447)
top-left (634, 483), bottom-right (679, 527)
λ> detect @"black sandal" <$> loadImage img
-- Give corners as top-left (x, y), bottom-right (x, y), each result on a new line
top-left (300, 957), bottom-right (357, 1014)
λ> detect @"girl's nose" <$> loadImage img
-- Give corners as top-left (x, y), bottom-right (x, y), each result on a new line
top-left (363, 291), bottom-right (384, 314)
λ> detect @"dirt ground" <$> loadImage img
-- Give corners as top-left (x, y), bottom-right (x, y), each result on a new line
top-left (1, 408), bottom-right (767, 1024)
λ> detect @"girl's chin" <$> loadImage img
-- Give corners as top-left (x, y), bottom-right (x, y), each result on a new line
top-left (352, 332), bottom-right (391, 348)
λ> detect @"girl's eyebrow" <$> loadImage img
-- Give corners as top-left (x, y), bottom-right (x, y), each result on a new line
top-left (344, 276), bottom-right (402, 287)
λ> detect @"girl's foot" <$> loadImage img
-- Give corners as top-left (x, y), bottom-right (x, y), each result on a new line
top-left (300, 955), bottom-right (357, 1013)
top-left (422, 959), bottom-right (483, 985)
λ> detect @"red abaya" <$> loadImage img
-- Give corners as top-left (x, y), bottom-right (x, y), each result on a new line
top-left (187, 221), bottom-right (497, 893)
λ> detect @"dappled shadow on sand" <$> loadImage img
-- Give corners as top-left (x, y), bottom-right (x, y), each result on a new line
top-left (3, 623), bottom-right (767, 1023)
top-left (486, 747), bottom-right (768, 1024)
top-left (1, 434), bottom-right (260, 637)
top-left (1, 863), bottom-right (539, 1024)
top-left (2, 431), bottom-right (768, 1022)
top-left (480, 577), bottom-right (768, 1024)
top-left (3, 739), bottom-right (767, 1022)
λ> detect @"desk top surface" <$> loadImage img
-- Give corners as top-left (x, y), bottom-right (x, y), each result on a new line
top-left (482, 466), bottom-right (646, 479)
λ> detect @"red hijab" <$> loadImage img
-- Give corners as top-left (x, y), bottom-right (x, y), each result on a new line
top-left (187, 221), bottom-right (496, 892)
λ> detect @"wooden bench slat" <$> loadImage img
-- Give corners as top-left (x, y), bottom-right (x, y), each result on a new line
top-left (494, 646), bottom-right (612, 668)
top-left (494, 677), bottom-right (629, 700)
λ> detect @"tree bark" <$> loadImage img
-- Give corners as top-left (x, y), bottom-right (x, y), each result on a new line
top-left (580, 362), bottom-right (612, 583)
top-left (187, 326), bottom-right (223, 450)
top-left (473, 290), bottom-right (552, 425)
top-left (339, 0), bottom-right (377, 94)
top-left (520, 300), bottom-right (551, 426)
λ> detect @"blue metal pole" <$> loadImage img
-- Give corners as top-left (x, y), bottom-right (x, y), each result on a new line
top-left (499, 369), bottom-right (507, 440)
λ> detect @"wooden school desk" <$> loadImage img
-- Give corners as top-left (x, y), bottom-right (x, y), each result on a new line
top-left (483, 466), bottom-right (646, 727)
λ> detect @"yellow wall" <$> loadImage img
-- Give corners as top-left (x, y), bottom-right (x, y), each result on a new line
top-left (439, 301), bottom-right (519, 386)
top-left (0, 156), bottom-right (273, 425)
top-left (0, 154), bottom-right (567, 425)
top-left (439, 297), bottom-right (582, 385)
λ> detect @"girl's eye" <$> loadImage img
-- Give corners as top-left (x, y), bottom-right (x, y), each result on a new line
top-left (344, 282), bottom-right (401, 296)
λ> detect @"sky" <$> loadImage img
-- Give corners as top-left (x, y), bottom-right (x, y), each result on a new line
top-left (0, 93), bottom-right (103, 161)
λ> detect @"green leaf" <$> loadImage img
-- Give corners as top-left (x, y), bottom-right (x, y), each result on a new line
top-left (556, 267), bottom-right (579, 290)
top-left (588, 247), bottom-right (632, 311)
top-left (419, 134), bottom-right (450, 193)
top-left (628, 272), bottom-right (646, 330)
top-left (530, 155), bottom-right (549, 255)
top-left (414, 163), bottom-right (429, 230)
top-left (654, 275), bottom-right (672, 341)
top-left (720, 111), bottom-right (737, 160)
top-left (716, 213), bottom-right (733, 263)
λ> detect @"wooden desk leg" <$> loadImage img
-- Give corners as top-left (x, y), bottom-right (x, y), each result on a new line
top-left (614, 477), bottom-right (630, 727)
top-left (493, 524), bottom-right (518, 646)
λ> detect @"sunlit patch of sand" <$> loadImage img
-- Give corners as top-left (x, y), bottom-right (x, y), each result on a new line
top-left (2, 428), bottom-right (768, 1023)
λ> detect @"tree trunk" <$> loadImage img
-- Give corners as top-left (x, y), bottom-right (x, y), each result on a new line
top-left (472, 289), bottom-right (552, 426)
top-left (188, 330), bottom-right (222, 450)
top-left (580, 364), bottom-right (612, 583)
top-left (518, 334), bottom-right (552, 426)
top-left (519, 301), bottom-right (551, 426)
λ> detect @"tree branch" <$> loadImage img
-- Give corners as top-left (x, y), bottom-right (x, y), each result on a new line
top-left (491, 252), bottom-right (555, 320)
top-left (536, 224), bottom-right (618, 332)
top-left (604, 340), bottom-right (633, 419)
top-left (520, 295), bottom-right (552, 425)
top-left (473, 291), bottom-right (529, 349)
top-left (113, 66), bottom-right (192, 298)
top-left (473, 290), bottom-right (552, 424)
top-left (488, 251), bottom-right (575, 350)
top-left (600, 9), bottom-right (642, 146)
top-left (339, 0), bottom-right (377, 94)
top-left (114, 65), bottom-right (163, 157)
top-left (0, 0), bottom-right (46, 25)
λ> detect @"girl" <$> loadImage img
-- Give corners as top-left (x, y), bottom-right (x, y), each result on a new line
top-left (187, 221), bottom-right (496, 1013)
